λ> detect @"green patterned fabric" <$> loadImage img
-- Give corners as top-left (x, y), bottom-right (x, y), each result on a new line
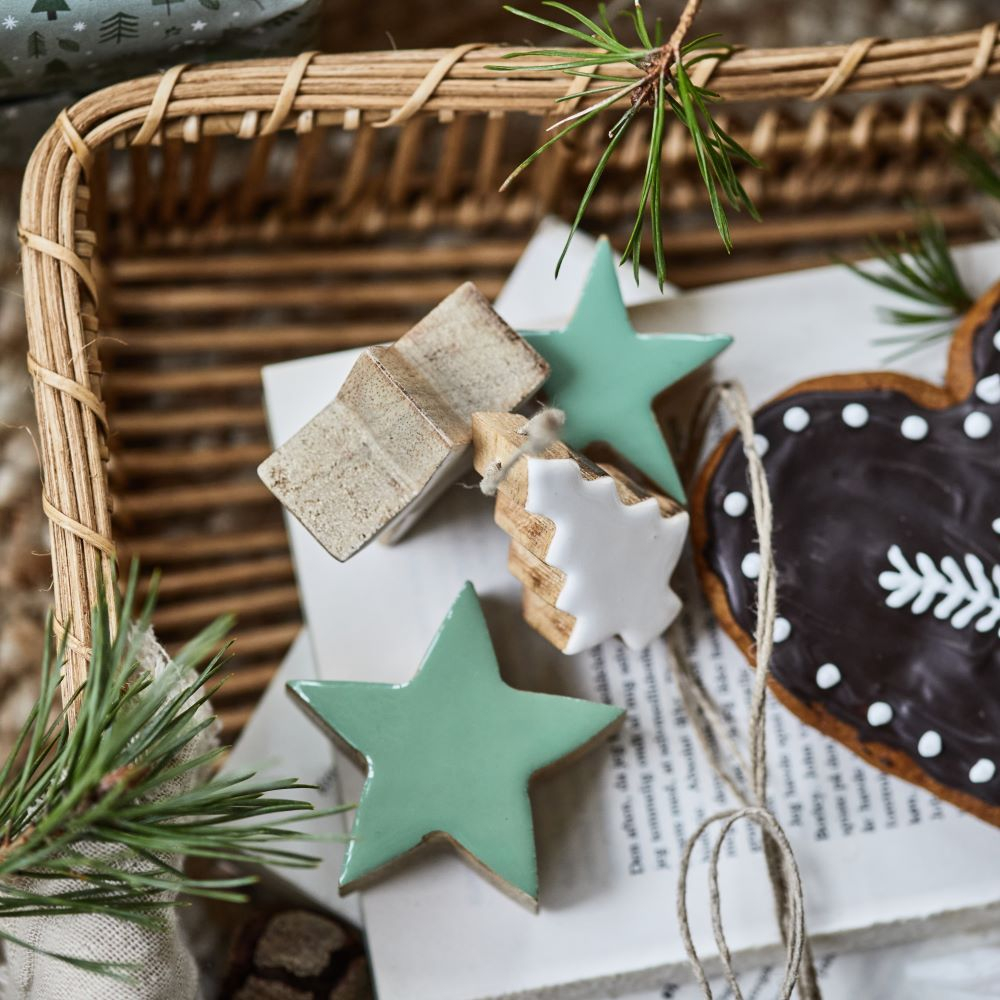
top-left (0, 0), bottom-right (322, 100)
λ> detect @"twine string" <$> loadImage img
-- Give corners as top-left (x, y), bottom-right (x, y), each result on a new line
top-left (672, 380), bottom-right (819, 1000)
top-left (479, 408), bottom-right (566, 495)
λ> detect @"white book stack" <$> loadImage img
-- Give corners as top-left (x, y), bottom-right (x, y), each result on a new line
top-left (233, 222), bottom-right (1000, 1000)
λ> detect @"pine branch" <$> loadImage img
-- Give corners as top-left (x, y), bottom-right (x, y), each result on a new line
top-left (950, 129), bottom-right (1000, 204)
top-left (490, 0), bottom-right (761, 287)
top-left (838, 208), bottom-right (973, 361)
top-left (0, 563), bottom-right (344, 980)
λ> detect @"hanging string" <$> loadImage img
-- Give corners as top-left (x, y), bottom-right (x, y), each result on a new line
top-left (479, 408), bottom-right (565, 495)
top-left (672, 380), bottom-right (821, 1000)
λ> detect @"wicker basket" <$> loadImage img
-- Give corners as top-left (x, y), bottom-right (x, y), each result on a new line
top-left (18, 28), bottom-right (1000, 735)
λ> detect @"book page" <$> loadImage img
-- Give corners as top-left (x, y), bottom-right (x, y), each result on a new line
top-left (223, 631), bottom-right (361, 926)
top-left (261, 228), bottom-right (1000, 1000)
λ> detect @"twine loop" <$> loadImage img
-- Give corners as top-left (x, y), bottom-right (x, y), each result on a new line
top-left (678, 806), bottom-right (806, 1000)
top-left (672, 380), bottom-right (819, 1000)
top-left (374, 43), bottom-right (487, 129)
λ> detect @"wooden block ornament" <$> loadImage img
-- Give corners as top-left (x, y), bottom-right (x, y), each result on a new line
top-left (288, 583), bottom-right (623, 909)
top-left (258, 283), bottom-right (549, 561)
top-left (472, 412), bottom-right (690, 655)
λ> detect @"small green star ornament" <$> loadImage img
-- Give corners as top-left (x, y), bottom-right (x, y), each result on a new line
top-left (521, 238), bottom-right (732, 503)
top-left (288, 583), bottom-right (623, 909)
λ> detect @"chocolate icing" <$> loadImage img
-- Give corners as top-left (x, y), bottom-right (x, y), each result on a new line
top-left (701, 298), bottom-right (1000, 809)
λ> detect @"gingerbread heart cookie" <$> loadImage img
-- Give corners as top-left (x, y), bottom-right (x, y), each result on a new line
top-left (692, 281), bottom-right (1000, 825)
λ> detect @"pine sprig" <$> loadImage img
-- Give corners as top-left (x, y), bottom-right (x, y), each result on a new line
top-left (951, 130), bottom-right (1000, 203)
top-left (0, 564), bottom-right (343, 980)
top-left (839, 209), bottom-right (973, 361)
top-left (491, 0), bottom-right (761, 287)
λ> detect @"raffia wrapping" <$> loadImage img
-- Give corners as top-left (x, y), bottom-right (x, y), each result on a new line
top-left (0, 628), bottom-right (217, 1000)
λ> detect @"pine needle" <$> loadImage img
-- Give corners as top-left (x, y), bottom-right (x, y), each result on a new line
top-left (950, 129), bottom-right (1000, 204)
top-left (0, 563), bottom-right (344, 979)
top-left (838, 209), bottom-right (973, 362)
top-left (490, 1), bottom-right (761, 287)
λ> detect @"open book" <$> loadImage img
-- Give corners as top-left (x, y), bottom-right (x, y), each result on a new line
top-left (259, 223), bottom-right (1000, 1000)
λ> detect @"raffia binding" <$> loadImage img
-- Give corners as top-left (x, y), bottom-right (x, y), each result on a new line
top-left (17, 227), bottom-right (99, 306)
top-left (809, 37), bottom-right (881, 101)
top-left (374, 43), bottom-right (488, 128)
top-left (56, 109), bottom-right (94, 175)
top-left (53, 619), bottom-right (92, 657)
top-left (42, 493), bottom-right (116, 557)
top-left (261, 50), bottom-right (319, 135)
top-left (946, 21), bottom-right (999, 89)
top-left (26, 353), bottom-right (109, 436)
top-left (132, 64), bottom-right (188, 146)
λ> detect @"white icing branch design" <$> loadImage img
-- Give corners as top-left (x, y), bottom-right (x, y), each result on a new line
top-left (879, 544), bottom-right (1000, 635)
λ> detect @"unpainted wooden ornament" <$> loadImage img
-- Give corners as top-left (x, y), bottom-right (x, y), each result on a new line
top-left (259, 283), bottom-right (549, 562)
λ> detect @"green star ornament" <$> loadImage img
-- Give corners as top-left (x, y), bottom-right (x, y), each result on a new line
top-left (521, 238), bottom-right (732, 503)
top-left (288, 582), bottom-right (623, 909)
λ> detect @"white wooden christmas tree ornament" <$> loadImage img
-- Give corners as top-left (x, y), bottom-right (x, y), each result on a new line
top-left (472, 412), bottom-right (690, 654)
top-left (258, 284), bottom-right (549, 562)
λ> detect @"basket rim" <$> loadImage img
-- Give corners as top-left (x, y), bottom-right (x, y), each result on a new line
top-left (16, 24), bottom-right (1000, 700)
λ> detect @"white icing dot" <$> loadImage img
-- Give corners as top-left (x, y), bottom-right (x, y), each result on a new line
top-left (917, 731), bottom-right (942, 758)
top-left (994, 329), bottom-right (1000, 350)
top-left (964, 411), bottom-right (993, 439)
top-left (741, 552), bottom-right (761, 579)
top-left (773, 617), bottom-right (791, 643)
top-left (753, 433), bottom-right (770, 457)
top-left (842, 403), bottom-right (869, 428)
top-left (969, 758), bottom-right (996, 784)
top-left (723, 491), bottom-right (748, 517)
top-left (815, 663), bottom-right (841, 689)
top-left (900, 415), bottom-right (928, 441)
top-left (867, 701), bottom-right (893, 727)
top-left (975, 373), bottom-right (1000, 404)
top-left (782, 406), bottom-right (810, 433)
top-left (993, 518), bottom-right (1000, 535)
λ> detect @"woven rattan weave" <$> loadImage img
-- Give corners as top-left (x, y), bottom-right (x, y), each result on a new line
top-left (19, 28), bottom-right (1000, 732)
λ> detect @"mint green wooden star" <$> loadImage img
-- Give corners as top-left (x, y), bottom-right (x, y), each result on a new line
top-left (288, 583), bottom-right (623, 908)
top-left (521, 238), bottom-right (732, 503)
